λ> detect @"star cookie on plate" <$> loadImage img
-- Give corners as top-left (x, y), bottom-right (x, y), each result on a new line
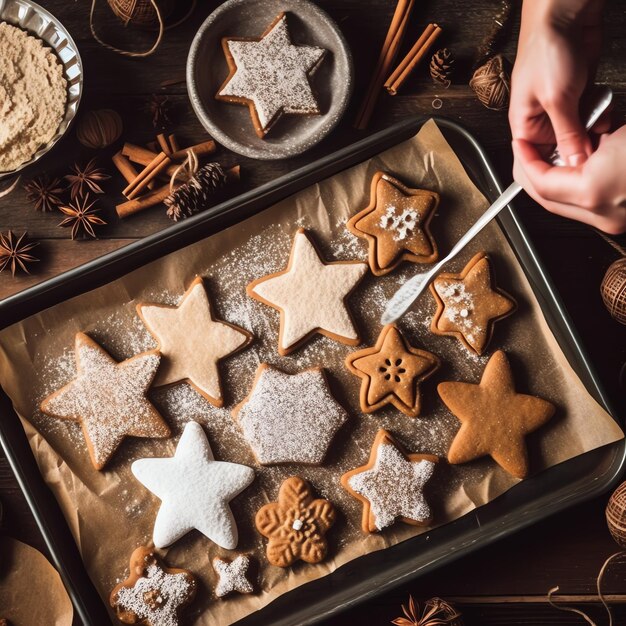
top-left (347, 172), bottom-right (440, 275)
top-left (430, 252), bottom-right (516, 355)
top-left (341, 429), bottom-right (438, 533)
top-left (232, 363), bottom-right (348, 465)
top-left (40, 333), bottom-right (169, 470)
top-left (216, 12), bottom-right (326, 138)
top-left (438, 350), bottom-right (556, 478)
top-left (137, 276), bottom-right (252, 407)
top-left (213, 554), bottom-right (254, 598)
top-left (132, 421), bottom-right (255, 549)
top-left (256, 476), bottom-right (335, 567)
top-left (110, 546), bottom-right (196, 626)
top-left (345, 324), bottom-right (440, 417)
top-left (247, 228), bottom-right (368, 355)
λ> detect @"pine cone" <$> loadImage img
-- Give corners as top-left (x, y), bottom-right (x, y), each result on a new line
top-left (430, 48), bottom-right (454, 88)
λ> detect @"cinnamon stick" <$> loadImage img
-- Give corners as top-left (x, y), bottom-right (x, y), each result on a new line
top-left (123, 140), bottom-right (217, 168)
top-left (156, 133), bottom-right (172, 155)
top-left (112, 151), bottom-right (139, 184)
top-left (122, 143), bottom-right (183, 177)
top-left (170, 140), bottom-right (216, 160)
top-left (123, 152), bottom-right (171, 200)
top-left (385, 23), bottom-right (442, 95)
top-left (168, 133), bottom-right (179, 153)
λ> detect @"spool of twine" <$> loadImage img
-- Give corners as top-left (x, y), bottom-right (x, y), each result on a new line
top-left (469, 54), bottom-right (511, 111)
top-left (107, 0), bottom-right (175, 26)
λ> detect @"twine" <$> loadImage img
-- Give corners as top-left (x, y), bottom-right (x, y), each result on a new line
top-left (169, 150), bottom-right (199, 193)
top-left (0, 175), bottom-right (21, 198)
top-left (595, 228), bottom-right (626, 257)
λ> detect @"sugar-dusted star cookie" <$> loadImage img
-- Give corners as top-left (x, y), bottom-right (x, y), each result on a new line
top-left (110, 546), bottom-right (197, 626)
top-left (132, 421), bottom-right (255, 549)
top-left (213, 554), bottom-right (254, 598)
top-left (438, 350), bottom-right (556, 478)
top-left (345, 324), bottom-right (440, 417)
top-left (40, 333), bottom-right (169, 470)
top-left (430, 252), bottom-right (516, 355)
top-left (137, 277), bottom-right (252, 407)
top-left (247, 228), bottom-right (368, 355)
top-left (347, 172), bottom-right (440, 276)
top-left (232, 363), bottom-right (348, 465)
top-left (216, 12), bottom-right (326, 138)
top-left (341, 429), bottom-right (438, 533)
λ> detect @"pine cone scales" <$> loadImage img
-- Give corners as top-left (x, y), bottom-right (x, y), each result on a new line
top-left (430, 48), bottom-right (454, 88)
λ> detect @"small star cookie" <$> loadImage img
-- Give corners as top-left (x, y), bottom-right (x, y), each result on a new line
top-left (40, 333), bottom-right (169, 470)
top-left (137, 277), bottom-right (252, 407)
top-left (341, 429), bottom-right (438, 533)
top-left (213, 554), bottom-right (254, 598)
top-left (132, 421), bottom-right (255, 549)
top-left (216, 12), bottom-right (326, 137)
top-left (345, 324), bottom-right (440, 417)
top-left (347, 172), bottom-right (440, 275)
top-left (247, 228), bottom-right (368, 355)
top-left (110, 546), bottom-right (196, 626)
top-left (430, 252), bottom-right (516, 355)
top-left (438, 350), bottom-right (556, 478)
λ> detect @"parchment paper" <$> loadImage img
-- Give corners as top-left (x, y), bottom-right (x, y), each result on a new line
top-left (0, 120), bottom-right (622, 625)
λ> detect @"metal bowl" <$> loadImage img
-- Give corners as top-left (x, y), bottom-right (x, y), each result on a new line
top-left (187, 0), bottom-right (353, 160)
top-left (0, 0), bottom-right (83, 178)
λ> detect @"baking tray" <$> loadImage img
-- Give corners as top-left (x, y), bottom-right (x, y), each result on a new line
top-left (0, 117), bottom-right (623, 625)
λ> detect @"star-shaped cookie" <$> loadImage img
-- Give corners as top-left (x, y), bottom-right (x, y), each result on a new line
top-left (40, 333), bottom-right (169, 470)
top-left (345, 324), bottom-right (440, 417)
top-left (213, 554), bottom-right (254, 598)
top-left (430, 252), bottom-right (516, 355)
top-left (247, 228), bottom-right (368, 355)
top-left (347, 172), bottom-right (440, 275)
top-left (438, 350), bottom-right (556, 478)
top-left (341, 429), bottom-right (438, 533)
top-left (132, 421), bottom-right (255, 549)
top-left (216, 12), bottom-right (326, 138)
top-left (137, 277), bottom-right (252, 407)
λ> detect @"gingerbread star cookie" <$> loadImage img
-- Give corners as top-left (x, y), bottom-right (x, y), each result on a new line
top-left (341, 429), bottom-right (438, 533)
top-left (213, 554), bottom-right (254, 598)
top-left (438, 350), bottom-right (556, 478)
top-left (40, 333), bottom-right (169, 470)
top-left (216, 13), bottom-right (326, 138)
top-left (247, 228), bottom-right (368, 355)
top-left (345, 324), bottom-right (440, 417)
top-left (347, 172), bottom-right (440, 276)
top-left (110, 546), bottom-right (197, 626)
top-left (256, 476), bottom-right (335, 567)
top-left (430, 252), bottom-right (516, 355)
top-left (137, 277), bottom-right (252, 407)
top-left (132, 421), bottom-right (255, 549)
top-left (232, 363), bottom-right (348, 465)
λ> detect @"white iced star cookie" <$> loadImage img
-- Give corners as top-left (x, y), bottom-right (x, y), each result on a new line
top-left (341, 429), bottom-right (438, 533)
top-left (132, 421), bottom-right (255, 549)
top-left (216, 12), bottom-right (326, 138)
top-left (213, 554), bottom-right (254, 598)
top-left (137, 277), bottom-right (253, 407)
top-left (247, 229), bottom-right (368, 355)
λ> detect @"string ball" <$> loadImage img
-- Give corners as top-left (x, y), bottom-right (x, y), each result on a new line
top-left (469, 54), bottom-right (511, 111)
top-left (601, 257), bottom-right (626, 325)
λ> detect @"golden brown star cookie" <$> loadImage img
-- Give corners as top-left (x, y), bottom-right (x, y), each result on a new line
top-left (347, 172), bottom-right (439, 276)
top-left (345, 324), bottom-right (440, 417)
top-left (430, 252), bottom-right (516, 355)
top-left (438, 350), bottom-right (556, 478)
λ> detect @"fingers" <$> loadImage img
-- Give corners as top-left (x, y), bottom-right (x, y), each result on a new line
top-left (543, 98), bottom-right (592, 166)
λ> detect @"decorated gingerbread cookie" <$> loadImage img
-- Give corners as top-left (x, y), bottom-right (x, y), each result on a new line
top-left (216, 12), bottom-right (326, 138)
top-left (438, 350), bottom-right (556, 478)
top-left (341, 429), bottom-right (438, 533)
top-left (213, 554), bottom-right (254, 598)
top-left (131, 421), bottom-right (255, 549)
top-left (232, 363), bottom-right (348, 465)
top-left (110, 546), bottom-right (196, 626)
top-left (256, 476), bottom-right (335, 567)
top-left (40, 333), bottom-right (169, 471)
top-left (347, 172), bottom-right (440, 275)
top-left (247, 228), bottom-right (368, 355)
top-left (345, 324), bottom-right (441, 417)
top-left (430, 252), bottom-right (516, 355)
top-left (137, 276), bottom-right (253, 407)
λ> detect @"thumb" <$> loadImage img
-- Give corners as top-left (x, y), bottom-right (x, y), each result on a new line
top-left (546, 100), bottom-right (592, 166)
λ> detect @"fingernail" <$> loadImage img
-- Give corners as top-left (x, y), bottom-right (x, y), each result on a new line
top-left (567, 153), bottom-right (587, 167)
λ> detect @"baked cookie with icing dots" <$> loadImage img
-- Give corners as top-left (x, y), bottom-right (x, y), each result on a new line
top-left (216, 12), bottom-right (326, 138)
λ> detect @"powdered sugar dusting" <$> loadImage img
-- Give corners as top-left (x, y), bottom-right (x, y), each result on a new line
top-left (379, 205), bottom-right (419, 241)
top-left (213, 554), bottom-right (254, 597)
top-left (434, 280), bottom-right (477, 345)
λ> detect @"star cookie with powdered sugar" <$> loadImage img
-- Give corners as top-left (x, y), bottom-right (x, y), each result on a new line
top-left (341, 429), bottom-right (438, 533)
top-left (347, 171), bottom-right (440, 275)
top-left (216, 12), bottom-right (326, 137)
top-left (213, 554), bottom-right (254, 598)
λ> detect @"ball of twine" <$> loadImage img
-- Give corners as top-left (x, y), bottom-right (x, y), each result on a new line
top-left (469, 54), bottom-right (511, 111)
top-left (107, 0), bottom-right (175, 26)
top-left (601, 257), bottom-right (626, 325)
top-left (607, 481), bottom-right (626, 547)
top-left (76, 109), bottom-right (123, 149)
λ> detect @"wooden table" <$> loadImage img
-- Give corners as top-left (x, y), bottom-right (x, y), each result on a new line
top-left (1, 1), bottom-right (625, 623)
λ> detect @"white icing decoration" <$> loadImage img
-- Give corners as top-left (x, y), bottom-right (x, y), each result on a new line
top-left (378, 205), bottom-right (419, 241)
top-left (292, 519), bottom-right (303, 531)
top-left (213, 554), bottom-right (253, 598)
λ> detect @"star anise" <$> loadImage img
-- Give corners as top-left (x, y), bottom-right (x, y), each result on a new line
top-left (58, 195), bottom-right (107, 240)
top-left (146, 93), bottom-right (172, 129)
top-left (392, 596), bottom-right (463, 626)
top-left (23, 175), bottom-right (64, 212)
top-left (0, 231), bottom-right (39, 277)
top-left (64, 158), bottom-right (110, 201)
